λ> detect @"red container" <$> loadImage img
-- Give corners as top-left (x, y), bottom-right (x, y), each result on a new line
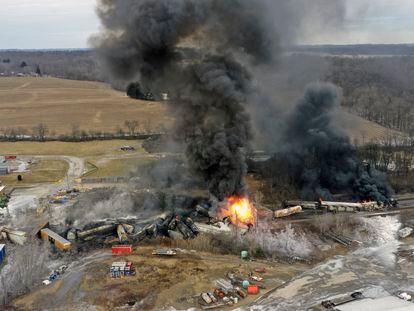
top-left (247, 285), bottom-right (260, 295)
top-left (112, 245), bottom-right (133, 254)
top-left (5, 156), bottom-right (16, 161)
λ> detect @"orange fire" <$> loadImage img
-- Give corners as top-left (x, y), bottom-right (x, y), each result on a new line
top-left (218, 195), bottom-right (256, 226)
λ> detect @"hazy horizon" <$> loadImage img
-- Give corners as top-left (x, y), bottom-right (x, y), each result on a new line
top-left (0, 0), bottom-right (414, 49)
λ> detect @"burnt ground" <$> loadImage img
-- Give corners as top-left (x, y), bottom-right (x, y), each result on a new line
top-left (12, 246), bottom-right (310, 310)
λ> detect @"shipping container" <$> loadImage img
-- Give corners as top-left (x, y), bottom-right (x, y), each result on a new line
top-left (112, 245), bottom-right (133, 254)
top-left (41, 228), bottom-right (72, 251)
top-left (0, 244), bottom-right (5, 263)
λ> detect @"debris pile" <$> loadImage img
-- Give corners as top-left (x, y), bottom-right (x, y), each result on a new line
top-left (398, 227), bottom-right (413, 239)
top-left (49, 188), bottom-right (80, 205)
top-left (197, 268), bottom-right (267, 309)
top-left (64, 214), bottom-right (201, 247)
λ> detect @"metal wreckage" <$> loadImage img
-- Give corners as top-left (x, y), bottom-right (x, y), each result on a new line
top-left (64, 201), bottom-right (236, 248)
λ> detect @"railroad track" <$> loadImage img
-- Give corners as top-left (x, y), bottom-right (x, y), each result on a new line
top-left (265, 205), bottom-right (414, 225)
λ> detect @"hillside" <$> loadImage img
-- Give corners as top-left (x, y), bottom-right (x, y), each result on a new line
top-left (339, 110), bottom-right (402, 144)
top-left (0, 77), bottom-right (172, 136)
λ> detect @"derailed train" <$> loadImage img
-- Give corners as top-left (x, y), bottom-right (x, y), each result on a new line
top-left (280, 198), bottom-right (398, 215)
top-left (63, 204), bottom-right (214, 247)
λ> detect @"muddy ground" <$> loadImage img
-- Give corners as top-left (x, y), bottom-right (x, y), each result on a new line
top-left (12, 246), bottom-right (310, 311)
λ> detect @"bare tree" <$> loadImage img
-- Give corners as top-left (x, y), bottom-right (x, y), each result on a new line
top-left (124, 120), bottom-right (139, 136)
top-left (0, 243), bottom-right (52, 305)
top-left (32, 123), bottom-right (49, 141)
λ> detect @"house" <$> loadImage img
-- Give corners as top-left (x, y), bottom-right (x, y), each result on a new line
top-left (0, 163), bottom-right (9, 176)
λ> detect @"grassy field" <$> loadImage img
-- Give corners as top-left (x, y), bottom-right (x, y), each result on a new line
top-left (0, 140), bottom-right (145, 157)
top-left (0, 77), bottom-right (172, 135)
top-left (87, 157), bottom-right (155, 177)
top-left (0, 160), bottom-right (68, 186)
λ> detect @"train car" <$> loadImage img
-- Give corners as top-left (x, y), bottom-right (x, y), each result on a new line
top-left (274, 206), bottom-right (303, 218)
top-left (41, 228), bottom-right (72, 251)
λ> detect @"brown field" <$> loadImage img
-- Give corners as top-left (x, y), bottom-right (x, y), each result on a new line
top-left (0, 77), bottom-right (172, 135)
top-left (0, 76), bottom-right (399, 144)
top-left (0, 139), bottom-right (145, 157)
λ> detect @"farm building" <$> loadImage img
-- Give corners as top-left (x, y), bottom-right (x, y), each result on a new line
top-left (0, 163), bottom-right (9, 176)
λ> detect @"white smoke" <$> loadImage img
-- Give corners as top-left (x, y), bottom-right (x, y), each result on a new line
top-left (240, 224), bottom-right (314, 259)
top-left (354, 216), bottom-right (402, 267)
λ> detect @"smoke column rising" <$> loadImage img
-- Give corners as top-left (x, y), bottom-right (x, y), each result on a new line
top-left (93, 0), bottom-right (388, 202)
top-left (92, 0), bottom-right (279, 200)
top-left (276, 83), bottom-right (393, 202)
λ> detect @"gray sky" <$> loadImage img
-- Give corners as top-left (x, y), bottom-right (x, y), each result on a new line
top-left (0, 0), bottom-right (413, 49)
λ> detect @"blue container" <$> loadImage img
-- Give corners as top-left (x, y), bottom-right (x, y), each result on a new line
top-left (0, 244), bottom-right (6, 263)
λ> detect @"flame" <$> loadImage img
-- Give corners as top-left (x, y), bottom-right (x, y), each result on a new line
top-left (219, 195), bottom-right (256, 226)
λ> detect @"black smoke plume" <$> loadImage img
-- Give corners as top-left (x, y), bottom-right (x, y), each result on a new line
top-left (92, 0), bottom-right (277, 200)
top-left (273, 83), bottom-right (393, 202)
top-left (93, 0), bottom-right (388, 202)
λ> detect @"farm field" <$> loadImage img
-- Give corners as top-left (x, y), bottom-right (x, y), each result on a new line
top-left (86, 157), bottom-right (155, 178)
top-left (0, 76), bottom-right (400, 144)
top-left (0, 140), bottom-right (145, 157)
top-left (0, 77), bottom-right (172, 136)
